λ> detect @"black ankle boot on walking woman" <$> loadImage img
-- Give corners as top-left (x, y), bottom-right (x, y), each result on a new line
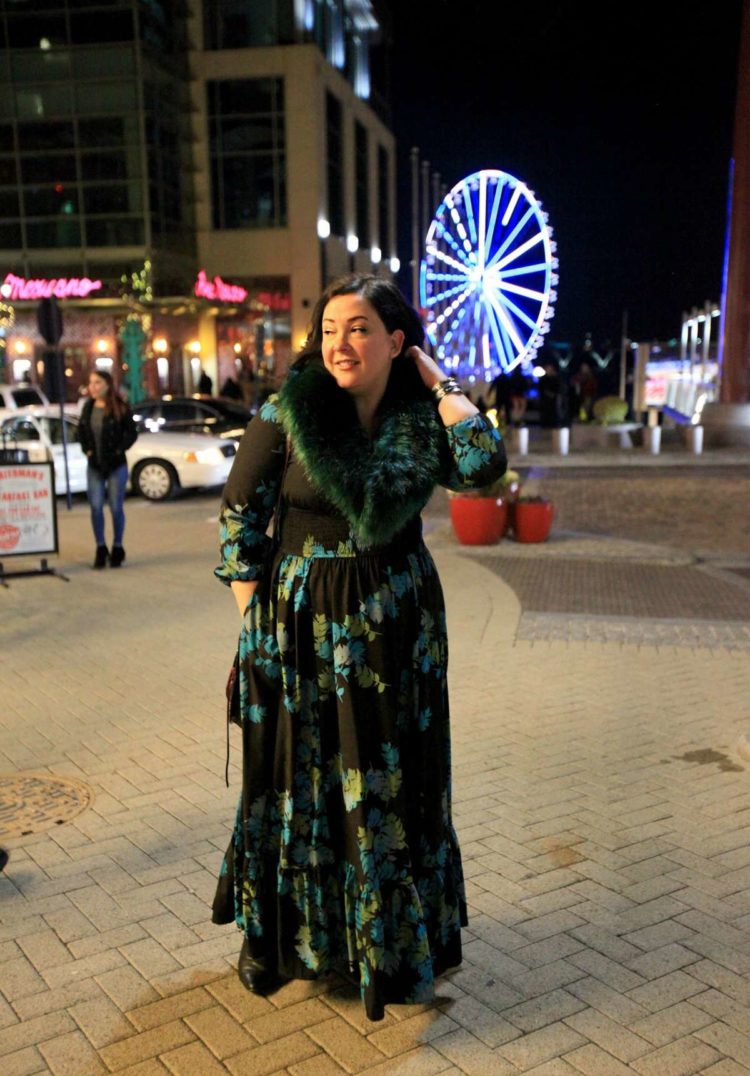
top-left (110, 545), bottom-right (126, 568)
top-left (93, 545), bottom-right (109, 569)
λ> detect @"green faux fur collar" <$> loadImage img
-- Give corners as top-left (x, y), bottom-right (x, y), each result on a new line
top-left (277, 359), bottom-right (448, 545)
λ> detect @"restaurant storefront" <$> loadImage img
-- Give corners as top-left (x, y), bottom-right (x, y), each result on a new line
top-left (0, 269), bottom-right (291, 405)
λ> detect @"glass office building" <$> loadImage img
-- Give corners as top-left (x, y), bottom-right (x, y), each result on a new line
top-left (0, 0), bottom-right (195, 290)
top-left (0, 0), bottom-right (396, 396)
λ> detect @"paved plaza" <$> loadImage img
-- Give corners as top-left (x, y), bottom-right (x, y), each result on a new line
top-left (2, 452), bottom-right (750, 1074)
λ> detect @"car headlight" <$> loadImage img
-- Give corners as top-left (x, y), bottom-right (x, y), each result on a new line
top-left (184, 447), bottom-right (225, 465)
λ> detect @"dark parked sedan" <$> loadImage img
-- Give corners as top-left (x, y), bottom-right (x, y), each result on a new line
top-left (132, 395), bottom-right (253, 443)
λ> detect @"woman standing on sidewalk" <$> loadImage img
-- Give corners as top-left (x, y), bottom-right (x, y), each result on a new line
top-left (77, 370), bottom-right (137, 569)
top-left (211, 274), bottom-right (507, 1021)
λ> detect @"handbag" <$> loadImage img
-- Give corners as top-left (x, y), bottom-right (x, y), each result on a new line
top-left (224, 436), bottom-right (290, 786)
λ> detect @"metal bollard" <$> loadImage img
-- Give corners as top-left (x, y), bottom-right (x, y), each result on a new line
top-left (552, 427), bottom-right (569, 456)
top-left (688, 425), bottom-right (704, 455)
top-left (645, 426), bottom-right (661, 454)
top-left (514, 426), bottom-right (529, 456)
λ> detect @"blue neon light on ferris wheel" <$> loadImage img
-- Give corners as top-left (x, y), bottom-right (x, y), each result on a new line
top-left (420, 169), bottom-right (558, 380)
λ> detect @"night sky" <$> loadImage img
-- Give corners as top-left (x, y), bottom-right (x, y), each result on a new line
top-left (384, 0), bottom-right (743, 350)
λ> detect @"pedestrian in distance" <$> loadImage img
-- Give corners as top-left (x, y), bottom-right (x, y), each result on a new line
top-left (77, 370), bottom-right (138, 569)
top-left (538, 361), bottom-right (568, 428)
top-left (571, 359), bottom-right (598, 422)
top-left (489, 369), bottom-right (513, 426)
top-left (220, 375), bottom-right (243, 401)
top-left (508, 365), bottom-right (530, 427)
top-left (238, 362), bottom-right (256, 409)
top-left (211, 274), bottom-right (507, 1021)
top-left (197, 367), bottom-right (213, 395)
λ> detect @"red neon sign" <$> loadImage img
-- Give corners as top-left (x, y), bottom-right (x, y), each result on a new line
top-left (257, 290), bottom-right (291, 312)
top-left (194, 270), bottom-right (248, 304)
top-left (2, 272), bottom-right (103, 300)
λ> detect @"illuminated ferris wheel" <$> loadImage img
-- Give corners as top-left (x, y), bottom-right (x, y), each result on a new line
top-left (420, 169), bottom-right (558, 379)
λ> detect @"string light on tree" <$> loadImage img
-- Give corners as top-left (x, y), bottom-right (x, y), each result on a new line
top-left (420, 169), bottom-right (557, 380)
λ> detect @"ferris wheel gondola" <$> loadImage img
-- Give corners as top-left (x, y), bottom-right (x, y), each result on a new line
top-left (420, 169), bottom-right (557, 380)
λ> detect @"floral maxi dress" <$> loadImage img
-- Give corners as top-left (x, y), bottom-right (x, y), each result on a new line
top-left (212, 389), bottom-right (506, 1020)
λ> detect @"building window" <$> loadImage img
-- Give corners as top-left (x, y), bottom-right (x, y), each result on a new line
top-left (354, 121), bottom-right (368, 247)
top-left (203, 0), bottom-right (294, 49)
top-left (326, 92), bottom-right (344, 237)
top-left (144, 75), bottom-right (193, 241)
top-left (208, 78), bottom-right (286, 230)
top-left (85, 218), bottom-right (144, 246)
top-left (25, 219), bottom-right (82, 248)
top-left (377, 144), bottom-right (389, 253)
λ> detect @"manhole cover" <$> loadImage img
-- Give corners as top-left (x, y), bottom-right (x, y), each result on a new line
top-left (0, 773), bottom-right (94, 838)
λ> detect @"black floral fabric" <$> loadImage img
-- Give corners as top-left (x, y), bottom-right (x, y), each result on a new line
top-left (213, 394), bottom-right (506, 1020)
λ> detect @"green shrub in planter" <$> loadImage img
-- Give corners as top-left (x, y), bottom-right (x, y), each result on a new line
top-left (593, 396), bottom-right (629, 425)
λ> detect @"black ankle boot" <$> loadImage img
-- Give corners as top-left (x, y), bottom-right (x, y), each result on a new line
top-left (94, 545), bottom-right (109, 569)
top-left (110, 545), bottom-right (126, 568)
top-left (238, 938), bottom-right (281, 996)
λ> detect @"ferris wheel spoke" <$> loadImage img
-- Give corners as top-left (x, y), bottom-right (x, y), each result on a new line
top-left (427, 271), bottom-right (472, 283)
top-left (447, 203), bottom-right (475, 259)
top-left (503, 183), bottom-right (527, 228)
top-left (486, 205), bottom-right (536, 270)
top-left (495, 230), bottom-right (544, 271)
top-left (494, 289), bottom-right (539, 333)
top-left (432, 234), bottom-right (474, 271)
top-left (428, 285), bottom-right (477, 336)
top-left (428, 247), bottom-right (473, 274)
top-left (445, 288), bottom-right (479, 333)
top-left (462, 184), bottom-right (478, 249)
top-left (499, 261), bottom-right (550, 279)
top-left (432, 222), bottom-right (473, 265)
top-left (468, 335), bottom-right (477, 371)
top-left (484, 289), bottom-right (525, 354)
top-left (487, 297), bottom-right (518, 369)
top-left (498, 281), bottom-right (547, 302)
top-left (477, 174), bottom-right (487, 274)
top-left (485, 179), bottom-right (505, 261)
top-left (424, 279), bottom-right (475, 308)
top-left (483, 299), bottom-right (514, 370)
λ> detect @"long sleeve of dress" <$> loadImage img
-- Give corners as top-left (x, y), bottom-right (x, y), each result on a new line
top-left (214, 396), bottom-right (286, 586)
top-left (441, 413), bottom-right (507, 492)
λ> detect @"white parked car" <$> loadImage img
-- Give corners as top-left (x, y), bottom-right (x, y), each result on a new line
top-left (0, 382), bottom-right (51, 419)
top-left (0, 382), bottom-right (78, 419)
top-left (0, 408), bottom-right (236, 501)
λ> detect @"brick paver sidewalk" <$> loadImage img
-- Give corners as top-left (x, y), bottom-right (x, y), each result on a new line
top-left (2, 473), bottom-right (750, 1074)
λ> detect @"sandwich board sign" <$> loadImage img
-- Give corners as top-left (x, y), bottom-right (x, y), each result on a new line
top-left (0, 461), bottom-right (62, 580)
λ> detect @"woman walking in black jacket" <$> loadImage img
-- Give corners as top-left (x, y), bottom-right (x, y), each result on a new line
top-left (77, 370), bottom-right (137, 568)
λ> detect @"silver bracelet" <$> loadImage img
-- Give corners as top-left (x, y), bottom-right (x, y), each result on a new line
top-left (431, 377), bottom-right (463, 402)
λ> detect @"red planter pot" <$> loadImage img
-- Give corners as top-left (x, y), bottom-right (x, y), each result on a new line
top-left (450, 496), bottom-right (507, 546)
top-left (513, 500), bottom-right (554, 543)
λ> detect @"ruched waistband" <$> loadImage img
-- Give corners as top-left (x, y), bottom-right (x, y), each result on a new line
top-left (277, 507), bottom-right (422, 557)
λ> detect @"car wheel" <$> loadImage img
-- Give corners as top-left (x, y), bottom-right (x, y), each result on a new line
top-left (134, 460), bottom-right (179, 501)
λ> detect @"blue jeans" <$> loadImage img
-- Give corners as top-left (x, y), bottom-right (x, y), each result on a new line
top-left (87, 463), bottom-right (128, 546)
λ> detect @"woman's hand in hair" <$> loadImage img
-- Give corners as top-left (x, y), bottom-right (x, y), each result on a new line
top-left (405, 346), bottom-right (445, 391)
top-left (405, 346), bottom-right (479, 425)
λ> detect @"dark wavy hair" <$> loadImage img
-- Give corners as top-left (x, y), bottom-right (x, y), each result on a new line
top-left (294, 274), bottom-right (429, 399)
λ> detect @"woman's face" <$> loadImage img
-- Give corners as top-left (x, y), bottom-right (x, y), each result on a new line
top-left (321, 293), bottom-right (404, 401)
top-left (88, 373), bottom-right (108, 400)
